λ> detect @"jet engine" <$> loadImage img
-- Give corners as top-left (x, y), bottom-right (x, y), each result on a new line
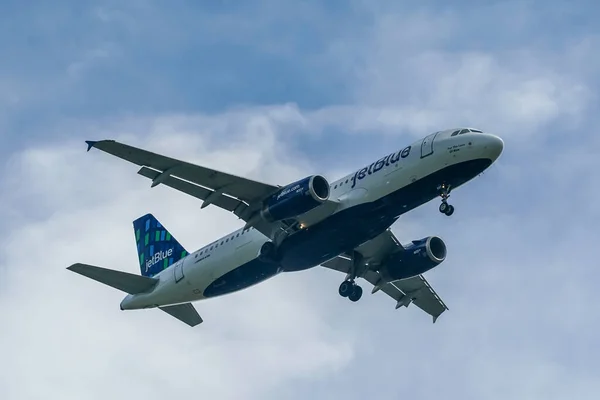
top-left (260, 175), bottom-right (330, 222)
top-left (379, 236), bottom-right (447, 281)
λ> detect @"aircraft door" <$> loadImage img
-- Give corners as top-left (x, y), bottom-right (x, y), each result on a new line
top-left (420, 131), bottom-right (439, 158)
top-left (174, 260), bottom-right (185, 283)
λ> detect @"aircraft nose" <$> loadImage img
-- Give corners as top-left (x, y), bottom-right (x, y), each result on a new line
top-left (485, 134), bottom-right (504, 160)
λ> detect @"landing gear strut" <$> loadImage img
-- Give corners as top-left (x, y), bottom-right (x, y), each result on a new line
top-left (338, 251), bottom-right (364, 302)
top-left (437, 183), bottom-right (455, 216)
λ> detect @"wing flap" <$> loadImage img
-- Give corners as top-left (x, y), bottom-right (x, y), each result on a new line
top-left (67, 263), bottom-right (158, 294)
top-left (138, 166), bottom-right (287, 238)
top-left (364, 268), bottom-right (447, 322)
top-left (393, 275), bottom-right (448, 321)
top-left (138, 166), bottom-right (246, 213)
top-left (159, 303), bottom-right (203, 327)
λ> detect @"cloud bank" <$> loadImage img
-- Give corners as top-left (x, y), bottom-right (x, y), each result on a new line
top-left (1, 1), bottom-right (599, 399)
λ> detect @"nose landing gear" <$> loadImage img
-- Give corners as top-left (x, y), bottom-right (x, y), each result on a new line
top-left (438, 183), bottom-right (455, 216)
top-left (439, 202), bottom-right (454, 216)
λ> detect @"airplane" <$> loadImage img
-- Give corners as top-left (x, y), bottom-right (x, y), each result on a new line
top-left (67, 127), bottom-right (504, 327)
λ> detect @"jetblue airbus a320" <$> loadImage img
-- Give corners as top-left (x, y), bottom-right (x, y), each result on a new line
top-left (68, 128), bottom-right (503, 326)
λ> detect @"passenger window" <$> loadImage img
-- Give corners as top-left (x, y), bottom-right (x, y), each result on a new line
top-left (451, 130), bottom-right (460, 136)
top-left (345, 179), bottom-right (349, 184)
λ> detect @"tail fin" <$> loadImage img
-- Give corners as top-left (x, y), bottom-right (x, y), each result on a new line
top-left (133, 214), bottom-right (189, 277)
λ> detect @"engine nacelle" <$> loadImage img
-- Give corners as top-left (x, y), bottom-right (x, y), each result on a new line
top-left (379, 236), bottom-right (447, 281)
top-left (260, 175), bottom-right (330, 222)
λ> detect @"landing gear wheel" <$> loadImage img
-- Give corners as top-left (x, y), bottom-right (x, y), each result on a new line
top-left (445, 205), bottom-right (455, 216)
top-left (338, 280), bottom-right (354, 297)
top-left (439, 202), bottom-right (449, 214)
top-left (348, 285), bottom-right (363, 302)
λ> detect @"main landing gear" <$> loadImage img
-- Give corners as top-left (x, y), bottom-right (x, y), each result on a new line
top-left (338, 251), bottom-right (364, 302)
top-left (339, 280), bottom-right (363, 302)
top-left (437, 183), bottom-right (455, 216)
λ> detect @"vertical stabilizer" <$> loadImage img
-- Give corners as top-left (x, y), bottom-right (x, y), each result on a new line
top-left (133, 214), bottom-right (189, 277)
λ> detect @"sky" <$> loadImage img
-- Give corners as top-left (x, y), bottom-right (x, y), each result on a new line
top-left (1, 0), bottom-right (599, 399)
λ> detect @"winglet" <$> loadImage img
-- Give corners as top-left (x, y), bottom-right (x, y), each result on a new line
top-left (85, 140), bottom-right (98, 152)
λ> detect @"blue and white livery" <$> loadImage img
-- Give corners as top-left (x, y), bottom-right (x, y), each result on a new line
top-left (68, 128), bottom-right (504, 326)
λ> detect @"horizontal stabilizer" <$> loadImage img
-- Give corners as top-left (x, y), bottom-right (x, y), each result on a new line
top-left (159, 303), bottom-right (203, 327)
top-left (67, 263), bottom-right (158, 294)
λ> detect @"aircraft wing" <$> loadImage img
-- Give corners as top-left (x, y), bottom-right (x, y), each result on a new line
top-left (86, 140), bottom-right (277, 202)
top-left (321, 229), bottom-right (448, 323)
top-left (85, 140), bottom-right (296, 238)
top-left (86, 140), bottom-right (340, 239)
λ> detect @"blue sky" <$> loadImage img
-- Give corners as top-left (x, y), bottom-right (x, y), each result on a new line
top-left (1, 1), bottom-right (599, 399)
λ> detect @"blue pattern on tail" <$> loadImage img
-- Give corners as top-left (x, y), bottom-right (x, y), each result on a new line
top-left (133, 214), bottom-right (189, 277)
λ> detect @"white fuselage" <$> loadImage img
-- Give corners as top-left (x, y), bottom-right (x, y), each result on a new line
top-left (121, 129), bottom-right (503, 310)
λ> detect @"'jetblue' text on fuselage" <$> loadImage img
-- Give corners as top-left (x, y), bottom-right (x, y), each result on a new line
top-left (351, 146), bottom-right (411, 188)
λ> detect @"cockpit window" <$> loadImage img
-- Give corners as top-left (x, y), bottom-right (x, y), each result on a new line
top-left (459, 129), bottom-right (469, 134)
top-left (451, 130), bottom-right (460, 136)
top-left (469, 129), bottom-right (483, 133)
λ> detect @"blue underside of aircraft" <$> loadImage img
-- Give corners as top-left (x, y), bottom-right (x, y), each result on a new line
top-left (203, 158), bottom-right (492, 298)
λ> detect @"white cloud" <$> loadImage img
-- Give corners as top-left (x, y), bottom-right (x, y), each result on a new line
top-left (2, 2), bottom-right (600, 399)
top-left (358, 51), bottom-right (590, 138)
top-left (2, 102), bottom-right (599, 399)
top-left (0, 115), bottom-right (355, 400)
top-left (316, 5), bottom-right (597, 141)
